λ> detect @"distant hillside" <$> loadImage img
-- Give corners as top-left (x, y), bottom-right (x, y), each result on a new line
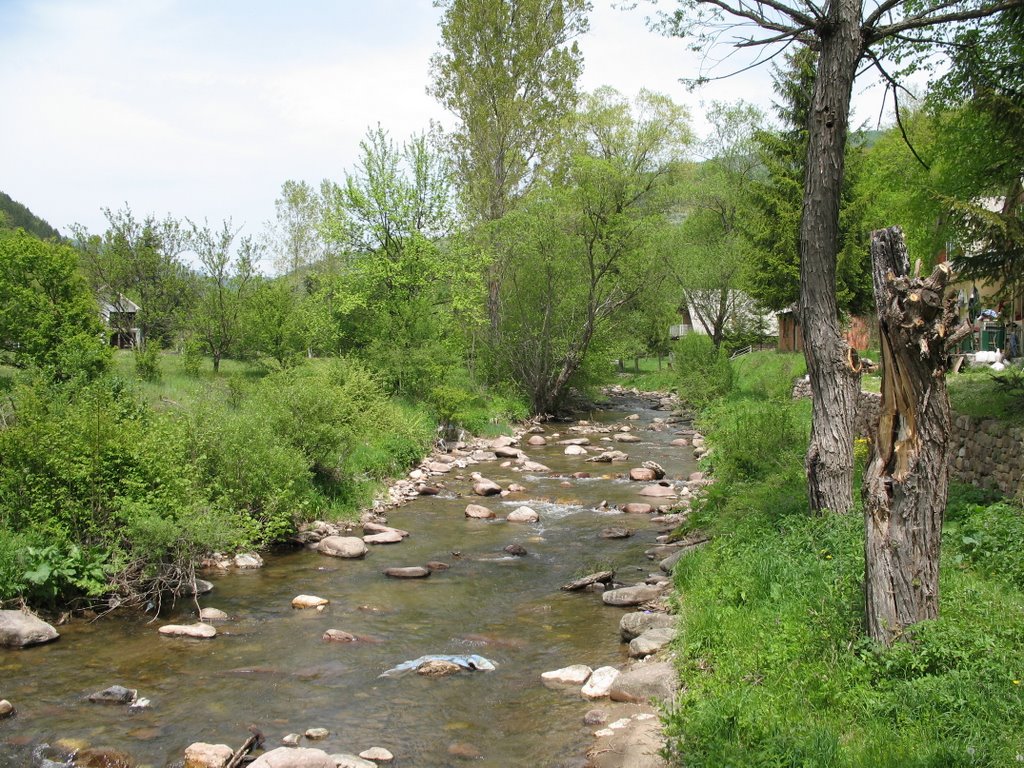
top-left (0, 191), bottom-right (62, 240)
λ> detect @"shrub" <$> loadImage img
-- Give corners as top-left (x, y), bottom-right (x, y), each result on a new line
top-left (702, 399), bottom-right (807, 485)
top-left (676, 333), bottom-right (733, 408)
top-left (133, 344), bottom-right (161, 382)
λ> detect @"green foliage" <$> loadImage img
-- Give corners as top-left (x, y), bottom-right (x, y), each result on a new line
top-left (948, 367), bottom-right (1024, 426)
top-left (180, 338), bottom-right (203, 378)
top-left (731, 350), bottom-right (807, 400)
top-left (133, 344), bottom-right (162, 382)
top-left (0, 228), bottom-right (110, 380)
top-left (946, 490), bottom-right (1024, 590)
top-left (0, 190), bottom-right (62, 240)
top-left (675, 333), bottom-right (733, 408)
top-left (702, 399), bottom-right (806, 485)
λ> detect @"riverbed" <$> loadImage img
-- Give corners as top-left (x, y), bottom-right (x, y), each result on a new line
top-left (0, 395), bottom-right (696, 767)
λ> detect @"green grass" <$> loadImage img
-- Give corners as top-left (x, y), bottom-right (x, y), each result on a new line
top-left (948, 366), bottom-right (1024, 426)
top-left (665, 364), bottom-right (1024, 767)
top-left (731, 351), bottom-right (807, 400)
top-left (109, 349), bottom-right (267, 409)
top-left (610, 356), bottom-right (678, 392)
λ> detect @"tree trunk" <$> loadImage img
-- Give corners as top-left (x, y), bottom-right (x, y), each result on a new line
top-left (863, 227), bottom-right (968, 646)
top-left (798, 0), bottom-right (863, 514)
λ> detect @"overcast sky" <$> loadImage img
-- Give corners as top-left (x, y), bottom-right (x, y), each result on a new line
top-left (1, 0), bottom-right (895, 240)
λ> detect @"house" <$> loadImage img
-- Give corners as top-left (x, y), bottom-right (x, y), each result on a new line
top-left (100, 295), bottom-right (142, 348)
top-left (776, 306), bottom-right (872, 353)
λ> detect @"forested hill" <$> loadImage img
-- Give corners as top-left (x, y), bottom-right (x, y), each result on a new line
top-left (0, 191), bottom-right (62, 240)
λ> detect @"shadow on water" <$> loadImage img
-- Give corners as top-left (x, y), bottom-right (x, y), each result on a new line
top-left (0, 398), bottom-right (695, 767)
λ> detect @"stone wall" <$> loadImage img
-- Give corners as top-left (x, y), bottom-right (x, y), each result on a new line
top-left (795, 384), bottom-right (1024, 497)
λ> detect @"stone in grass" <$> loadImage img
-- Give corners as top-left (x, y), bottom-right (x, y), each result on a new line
top-left (609, 661), bottom-right (680, 704)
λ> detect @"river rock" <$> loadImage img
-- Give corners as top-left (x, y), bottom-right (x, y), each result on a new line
top-left (503, 544), bottom-right (527, 557)
top-left (602, 585), bottom-right (663, 606)
top-left (250, 747), bottom-right (336, 767)
top-left (332, 756), bottom-right (376, 768)
top-left (0, 699), bottom-right (13, 718)
top-left (583, 709), bottom-right (607, 725)
top-left (364, 522), bottom-right (409, 538)
top-left (364, 530), bottom-right (404, 545)
top-left (621, 502), bottom-right (654, 515)
top-left (491, 435), bottom-right (517, 449)
top-left (184, 742), bottom-right (233, 768)
top-left (87, 685), bottom-right (136, 704)
top-left (541, 664), bottom-right (593, 685)
top-left (638, 483), bottom-right (676, 498)
top-left (282, 734), bottom-right (301, 746)
top-left (561, 445), bottom-right (586, 456)
top-left (613, 433), bottom-right (642, 443)
top-left (519, 460), bottom-right (551, 472)
top-left (507, 483), bottom-right (527, 493)
top-left (417, 659), bottom-right (462, 677)
top-left (471, 450), bottom-right (498, 462)
top-left (318, 536), bottom-right (368, 559)
top-left (581, 666), bottom-right (620, 699)
top-left (609, 661), bottom-right (680, 704)
top-left (671, 438), bottom-right (690, 447)
top-left (620, 611), bottom-right (676, 641)
top-left (473, 478), bottom-right (502, 496)
top-left (199, 607), bottom-right (229, 621)
top-left (628, 467), bottom-right (657, 482)
top-left (562, 570), bottom-right (614, 591)
top-left (159, 622), bottom-right (217, 638)
top-left (629, 627), bottom-right (678, 658)
top-left (383, 566), bottom-right (430, 579)
top-left (625, 414), bottom-right (641, 420)
top-left (587, 450), bottom-right (629, 463)
top-left (659, 549), bottom-right (685, 573)
top-left (494, 446), bottom-right (523, 459)
top-left (0, 609), bottom-right (59, 648)
top-left (558, 437), bottom-right (591, 446)
top-left (527, 435), bottom-right (547, 446)
top-left (305, 728), bottom-right (329, 740)
top-left (323, 629), bottom-right (357, 642)
top-left (359, 747), bottom-right (394, 762)
top-left (418, 484), bottom-right (441, 495)
top-left (600, 527), bottom-right (634, 539)
top-left (76, 748), bottom-right (136, 768)
top-left (426, 461), bottom-right (451, 474)
top-left (506, 506), bottom-right (539, 523)
top-left (234, 552), bottom-right (263, 569)
top-left (448, 742), bottom-right (483, 760)
top-left (291, 595), bottom-right (329, 609)
top-left (426, 560), bottom-right (451, 570)
top-left (465, 503), bottom-right (495, 519)
top-left (642, 461), bottom-right (666, 480)
top-left (689, 471), bottom-right (706, 483)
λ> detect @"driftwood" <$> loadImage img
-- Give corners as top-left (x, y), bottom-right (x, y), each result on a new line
top-left (226, 726), bottom-right (264, 768)
top-left (862, 227), bottom-right (971, 646)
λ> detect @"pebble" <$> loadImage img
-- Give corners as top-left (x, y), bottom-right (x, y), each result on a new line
top-left (359, 746), bottom-right (394, 762)
top-left (0, 699), bottom-right (14, 718)
top-left (305, 728), bottom-right (330, 740)
top-left (291, 595), bottom-right (329, 609)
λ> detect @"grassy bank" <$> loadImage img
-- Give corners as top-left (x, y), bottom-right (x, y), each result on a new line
top-left (664, 351), bottom-right (1024, 766)
top-left (0, 352), bottom-right (526, 611)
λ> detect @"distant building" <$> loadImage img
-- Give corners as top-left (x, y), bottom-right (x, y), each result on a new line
top-left (100, 295), bottom-right (142, 348)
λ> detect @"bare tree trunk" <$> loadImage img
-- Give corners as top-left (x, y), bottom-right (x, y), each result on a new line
top-left (863, 227), bottom-right (969, 646)
top-left (799, 0), bottom-right (863, 514)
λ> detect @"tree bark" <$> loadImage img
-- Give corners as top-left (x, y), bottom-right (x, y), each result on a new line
top-left (799, 0), bottom-right (864, 514)
top-left (863, 226), bottom-right (968, 646)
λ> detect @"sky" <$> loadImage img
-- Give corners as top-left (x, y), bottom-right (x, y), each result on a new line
top-left (1, 0), bottom-right (897, 241)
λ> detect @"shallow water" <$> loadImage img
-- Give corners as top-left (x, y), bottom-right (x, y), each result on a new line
top-left (1, 399), bottom-right (695, 767)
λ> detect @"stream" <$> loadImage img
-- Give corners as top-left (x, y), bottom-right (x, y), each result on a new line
top-left (0, 394), bottom-right (696, 768)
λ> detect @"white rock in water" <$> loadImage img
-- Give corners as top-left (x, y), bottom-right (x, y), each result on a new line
top-left (318, 536), bottom-right (368, 559)
top-left (506, 506), bottom-right (540, 523)
top-left (564, 445), bottom-right (588, 456)
top-left (333, 756), bottom-right (377, 768)
top-left (291, 595), bottom-right (329, 609)
top-left (184, 742), bottom-right (233, 768)
top-left (199, 607), bottom-right (229, 621)
top-left (581, 666), bottom-right (620, 699)
top-left (249, 747), bottom-right (336, 767)
top-left (159, 623), bottom-right (217, 639)
top-left (542, 664), bottom-right (593, 685)
top-left (234, 552), bottom-right (263, 569)
top-left (0, 609), bottom-right (59, 647)
top-left (359, 746), bottom-right (395, 762)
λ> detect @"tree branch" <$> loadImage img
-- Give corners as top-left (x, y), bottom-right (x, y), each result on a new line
top-left (871, 0), bottom-right (1024, 43)
top-left (865, 50), bottom-right (931, 170)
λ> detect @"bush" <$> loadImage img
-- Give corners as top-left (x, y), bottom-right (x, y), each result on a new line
top-left (703, 399), bottom-right (807, 485)
top-left (133, 344), bottom-right (162, 382)
top-left (676, 333), bottom-right (733, 408)
top-left (180, 338), bottom-right (203, 378)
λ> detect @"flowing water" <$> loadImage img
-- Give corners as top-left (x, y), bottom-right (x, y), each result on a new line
top-left (1, 398), bottom-right (695, 767)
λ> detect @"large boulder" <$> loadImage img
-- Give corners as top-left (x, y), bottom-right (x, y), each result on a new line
top-left (363, 530), bottom-right (404, 545)
top-left (628, 467), bottom-right (657, 482)
top-left (621, 502), bottom-right (655, 515)
top-left (613, 433), bottom-right (642, 444)
top-left (249, 747), bottom-right (336, 768)
top-left (581, 666), bottom-right (620, 699)
top-left (291, 595), bottom-right (329, 609)
top-left (526, 435), bottom-right (547, 446)
top-left (541, 664), bottom-right (593, 685)
top-left (519, 460), bottom-right (551, 472)
top-left (318, 536), bottom-right (367, 559)
top-left (383, 566), bottom-right (430, 579)
top-left (609, 661), bottom-right (680, 704)
top-left (0, 610), bottom-right (59, 648)
top-left (473, 478), bottom-right (503, 496)
top-left (465, 504), bottom-right (496, 520)
top-left (564, 445), bottom-right (588, 456)
top-left (637, 483), bottom-right (677, 498)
